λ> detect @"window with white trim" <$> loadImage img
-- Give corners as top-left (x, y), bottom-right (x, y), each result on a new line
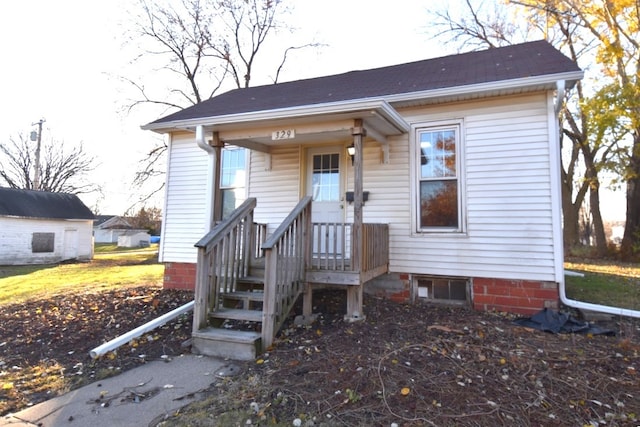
top-left (416, 124), bottom-right (462, 231)
top-left (220, 147), bottom-right (246, 219)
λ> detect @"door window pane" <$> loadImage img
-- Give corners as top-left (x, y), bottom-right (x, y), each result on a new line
top-left (312, 153), bottom-right (340, 202)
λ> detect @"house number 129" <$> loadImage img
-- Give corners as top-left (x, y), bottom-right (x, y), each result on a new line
top-left (271, 129), bottom-right (295, 140)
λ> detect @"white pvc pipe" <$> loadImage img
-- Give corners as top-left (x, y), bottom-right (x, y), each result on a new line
top-left (561, 272), bottom-right (640, 319)
top-left (89, 300), bottom-right (195, 359)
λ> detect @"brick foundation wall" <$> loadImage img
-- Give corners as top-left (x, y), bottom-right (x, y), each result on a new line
top-left (472, 278), bottom-right (559, 315)
top-left (163, 262), bottom-right (197, 291)
top-left (364, 273), bottom-right (411, 303)
top-left (366, 273), bottom-right (559, 315)
top-left (161, 264), bottom-right (559, 315)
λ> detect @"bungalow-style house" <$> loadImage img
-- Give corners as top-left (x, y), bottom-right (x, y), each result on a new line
top-left (143, 40), bottom-right (583, 360)
top-left (0, 187), bottom-right (95, 265)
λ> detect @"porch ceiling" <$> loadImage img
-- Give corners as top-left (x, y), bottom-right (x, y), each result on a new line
top-left (191, 100), bottom-right (409, 149)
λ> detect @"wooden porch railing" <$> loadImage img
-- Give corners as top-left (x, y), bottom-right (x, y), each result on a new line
top-left (361, 223), bottom-right (389, 275)
top-left (192, 198), bottom-right (260, 333)
top-left (192, 193), bottom-right (388, 348)
top-left (309, 223), bottom-right (389, 276)
top-left (261, 196), bottom-right (312, 349)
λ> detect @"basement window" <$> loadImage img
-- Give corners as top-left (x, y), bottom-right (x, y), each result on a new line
top-left (416, 277), bottom-right (469, 305)
top-left (32, 232), bottom-right (55, 253)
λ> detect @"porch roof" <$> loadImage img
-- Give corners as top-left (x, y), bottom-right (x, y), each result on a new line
top-left (143, 40), bottom-right (583, 136)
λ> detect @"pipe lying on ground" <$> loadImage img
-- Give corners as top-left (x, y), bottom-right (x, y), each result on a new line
top-left (89, 300), bottom-right (195, 359)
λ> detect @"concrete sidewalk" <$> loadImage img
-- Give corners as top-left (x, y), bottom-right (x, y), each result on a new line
top-left (1, 355), bottom-right (241, 427)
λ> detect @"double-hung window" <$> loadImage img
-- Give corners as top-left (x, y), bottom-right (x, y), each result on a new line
top-left (220, 147), bottom-right (247, 219)
top-left (416, 124), bottom-right (463, 232)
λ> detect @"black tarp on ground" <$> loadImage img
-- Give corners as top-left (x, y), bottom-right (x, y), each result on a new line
top-left (513, 308), bottom-right (616, 336)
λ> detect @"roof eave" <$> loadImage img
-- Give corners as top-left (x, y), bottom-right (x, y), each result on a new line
top-left (142, 99), bottom-right (410, 134)
top-left (142, 70), bottom-right (583, 134)
top-left (386, 71), bottom-right (584, 106)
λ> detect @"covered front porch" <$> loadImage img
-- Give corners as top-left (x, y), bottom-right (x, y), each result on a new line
top-left (188, 103), bottom-right (407, 359)
top-left (191, 195), bottom-right (389, 359)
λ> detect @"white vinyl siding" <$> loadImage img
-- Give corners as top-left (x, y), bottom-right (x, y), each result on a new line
top-left (249, 146), bottom-right (301, 234)
top-left (160, 92), bottom-right (560, 283)
top-left (386, 93), bottom-right (558, 282)
top-left (345, 135), bottom-right (410, 226)
top-left (159, 133), bottom-right (210, 263)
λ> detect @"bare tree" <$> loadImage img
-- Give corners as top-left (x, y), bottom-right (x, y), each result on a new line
top-left (430, 0), bottom-right (528, 50)
top-left (124, 0), bottom-right (318, 199)
top-left (127, 206), bottom-right (163, 234)
top-left (0, 133), bottom-right (101, 195)
top-left (428, 0), bottom-right (620, 256)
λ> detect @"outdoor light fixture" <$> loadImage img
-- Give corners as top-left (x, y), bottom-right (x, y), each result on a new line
top-left (346, 143), bottom-right (355, 165)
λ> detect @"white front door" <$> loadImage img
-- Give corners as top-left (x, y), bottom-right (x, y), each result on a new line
top-left (306, 147), bottom-right (344, 255)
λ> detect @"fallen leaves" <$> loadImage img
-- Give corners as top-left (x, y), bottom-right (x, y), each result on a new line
top-left (0, 286), bottom-right (193, 416)
top-left (217, 290), bottom-right (640, 427)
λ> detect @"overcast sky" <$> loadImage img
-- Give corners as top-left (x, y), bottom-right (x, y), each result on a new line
top-left (0, 0), bottom-right (625, 220)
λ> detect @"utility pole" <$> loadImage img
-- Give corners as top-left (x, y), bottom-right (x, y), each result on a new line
top-left (30, 118), bottom-right (45, 191)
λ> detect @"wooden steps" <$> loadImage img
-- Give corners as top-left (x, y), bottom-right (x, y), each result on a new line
top-left (210, 307), bottom-right (263, 323)
top-left (235, 275), bottom-right (265, 292)
top-left (191, 275), bottom-right (265, 360)
top-left (222, 291), bottom-right (264, 310)
top-left (192, 327), bottom-right (262, 360)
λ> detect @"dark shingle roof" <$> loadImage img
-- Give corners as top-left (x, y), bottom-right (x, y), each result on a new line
top-left (94, 215), bottom-right (116, 227)
top-left (0, 188), bottom-right (95, 220)
top-left (147, 40), bottom-right (581, 126)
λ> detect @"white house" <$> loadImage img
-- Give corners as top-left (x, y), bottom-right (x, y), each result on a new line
top-left (142, 41), bottom-right (583, 358)
top-left (0, 188), bottom-right (95, 265)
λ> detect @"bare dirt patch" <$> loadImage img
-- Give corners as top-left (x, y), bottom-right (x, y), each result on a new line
top-left (1, 287), bottom-right (639, 426)
top-left (0, 285), bottom-right (193, 416)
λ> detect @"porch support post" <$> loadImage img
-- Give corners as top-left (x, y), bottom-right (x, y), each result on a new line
top-left (211, 132), bottom-right (223, 225)
top-left (196, 127), bottom-right (224, 228)
top-left (346, 119), bottom-right (366, 322)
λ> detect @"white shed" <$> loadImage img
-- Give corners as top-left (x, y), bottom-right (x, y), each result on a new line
top-left (117, 230), bottom-right (151, 248)
top-left (0, 188), bottom-right (95, 265)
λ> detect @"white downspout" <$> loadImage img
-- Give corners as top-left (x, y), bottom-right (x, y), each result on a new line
top-left (554, 81), bottom-right (640, 319)
top-left (196, 125), bottom-right (214, 154)
top-left (89, 301), bottom-right (194, 358)
top-left (196, 125), bottom-right (217, 230)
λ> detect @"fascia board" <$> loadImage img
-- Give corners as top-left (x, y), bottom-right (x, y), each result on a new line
top-left (142, 99), bottom-right (409, 134)
top-left (385, 71), bottom-right (584, 105)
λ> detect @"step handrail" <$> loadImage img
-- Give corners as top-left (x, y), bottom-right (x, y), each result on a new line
top-left (192, 198), bottom-right (257, 333)
top-left (261, 196), bottom-right (312, 250)
top-left (195, 198), bottom-right (257, 250)
top-left (261, 196), bottom-right (312, 348)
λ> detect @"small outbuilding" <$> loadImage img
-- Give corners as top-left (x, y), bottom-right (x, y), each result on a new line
top-left (93, 215), bottom-right (134, 243)
top-left (117, 230), bottom-right (151, 248)
top-left (0, 187), bottom-right (95, 265)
